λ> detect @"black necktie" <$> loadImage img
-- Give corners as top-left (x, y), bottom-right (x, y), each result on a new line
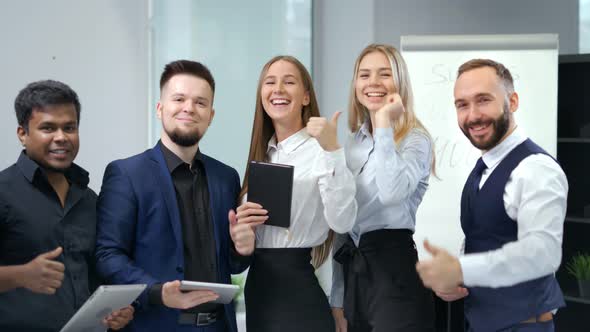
top-left (472, 157), bottom-right (487, 192)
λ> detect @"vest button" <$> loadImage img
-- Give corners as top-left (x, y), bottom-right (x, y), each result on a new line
top-left (176, 266), bottom-right (184, 273)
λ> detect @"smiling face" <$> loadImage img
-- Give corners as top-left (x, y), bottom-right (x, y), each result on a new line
top-left (354, 51), bottom-right (397, 113)
top-left (18, 104), bottom-right (80, 172)
top-left (454, 66), bottom-right (517, 151)
top-left (157, 73), bottom-right (215, 147)
top-left (260, 59), bottom-right (310, 128)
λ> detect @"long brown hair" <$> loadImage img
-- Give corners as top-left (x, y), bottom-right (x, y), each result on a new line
top-left (348, 44), bottom-right (436, 175)
top-left (239, 55), bottom-right (333, 268)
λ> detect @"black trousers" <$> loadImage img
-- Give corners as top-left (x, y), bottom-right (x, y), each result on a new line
top-left (245, 248), bottom-right (335, 332)
top-left (334, 229), bottom-right (435, 332)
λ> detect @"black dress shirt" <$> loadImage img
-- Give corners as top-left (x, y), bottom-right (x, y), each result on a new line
top-left (0, 151), bottom-right (98, 331)
top-left (151, 142), bottom-right (218, 313)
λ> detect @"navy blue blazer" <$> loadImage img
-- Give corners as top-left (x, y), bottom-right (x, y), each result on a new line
top-left (95, 144), bottom-right (248, 332)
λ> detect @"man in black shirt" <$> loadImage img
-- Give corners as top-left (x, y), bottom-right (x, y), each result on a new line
top-left (95, 60), bottom-right (255, 332)
top-left (0, 80), bottom-right (133, 331)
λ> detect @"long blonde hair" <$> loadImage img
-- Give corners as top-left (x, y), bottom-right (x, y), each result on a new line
top-left (348, 44), bottom-right (436, 175)
top-left (239, 55), bottom-right (333, 268)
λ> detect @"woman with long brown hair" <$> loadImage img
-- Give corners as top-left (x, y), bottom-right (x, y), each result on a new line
top-left (234, 55), bottom-right (357, 331)
top-left (330, 44), bottom-right (436, 331)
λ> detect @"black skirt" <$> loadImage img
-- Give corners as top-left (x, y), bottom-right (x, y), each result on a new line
top-left (334, 229), bottom-right (435, 332)
top-left (245, 248), bottom-right (335, 332)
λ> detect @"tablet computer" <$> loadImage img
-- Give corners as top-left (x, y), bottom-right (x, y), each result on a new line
top-left (60, 284), bottom-right (146, 332)
top-left (179, 280), bottom-right (240, 304)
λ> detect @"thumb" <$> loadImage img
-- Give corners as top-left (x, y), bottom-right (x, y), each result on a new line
top-left (330, 111), bottom-right (342, 125)
top-left (40, 246), bottom-right (63, 260)
top-left (423, 239), bottom-right (441, 256)
top-left (228, 209), bottom-right (237, 226)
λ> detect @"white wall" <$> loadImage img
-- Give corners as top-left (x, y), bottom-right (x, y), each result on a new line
top-left (313, 0), bottom-right (579, 123)
top-left (374, 0), bottom-right (579, 54)
top-left (0, 0), bottom-right (149, 191)
top-left (313, 0), bottom-right (375, 142)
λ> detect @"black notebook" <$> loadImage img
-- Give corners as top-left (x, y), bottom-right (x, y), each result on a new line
top-left (247, 161), bottom-right (294, 228)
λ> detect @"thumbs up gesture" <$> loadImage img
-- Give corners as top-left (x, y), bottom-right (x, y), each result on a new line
top-left (21, 247), bottom-right (65, 294)
top-left (306, 112), bottom-right (342, 152)
top-left (375, 93), bottom-right (405, 129)
top-left (415, 240), bottom-right (464, 293)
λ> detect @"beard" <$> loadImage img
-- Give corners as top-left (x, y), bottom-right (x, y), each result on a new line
top-left (166, 127), bottom-right (202, 147)
top-left (461, 102), bottom-right (510, 151)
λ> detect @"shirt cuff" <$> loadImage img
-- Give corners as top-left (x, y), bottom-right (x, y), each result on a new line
top-left (313, 147), bottom-right (346, 177)
top-left (459, 253), bottom-right (490, 287)
top-left (148, 283), bottom-right (164, 306)
top-left (329, 292), bottom-right (344, 308)
top-left (373, 127), bottom-right (396, 151)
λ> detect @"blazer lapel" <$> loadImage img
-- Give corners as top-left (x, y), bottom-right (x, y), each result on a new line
top-left (201, 153), bottom-right (221, 257)
top-left (148, 145), bottom-right (183, 247)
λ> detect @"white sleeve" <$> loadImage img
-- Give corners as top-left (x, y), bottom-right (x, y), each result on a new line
top-left (313, 148), bottom-right (357, 234)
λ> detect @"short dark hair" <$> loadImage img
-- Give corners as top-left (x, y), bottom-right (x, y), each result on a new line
top-left (14, 80), bottom-right (81, 131)
top-left (159, 60), bottom-right (215, 94)
top-left (457, 58), bottom-right (514, 94)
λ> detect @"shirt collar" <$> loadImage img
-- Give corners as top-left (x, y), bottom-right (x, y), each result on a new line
top-left (16, 150), bottom-right (89, 187)
top-left (267, 128), bottom-right (311, 154)
top-left (159, 140), bottom-right (203, 173)
top-left (481, 126), bottom-right (527, 169)
top-left (357, 121), bottom-right (372, 139)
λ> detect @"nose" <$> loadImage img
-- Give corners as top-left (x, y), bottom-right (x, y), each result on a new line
top-left (466, 104), bottom-right (483, 122)
top-left (53, 129), bottom-right (67, 142)
top-left (368, 73), bottom-right (379, 85)
top-left (274, 81), bottom-right (286, 94)
top-left (182, 100), bottom-right (195, 113)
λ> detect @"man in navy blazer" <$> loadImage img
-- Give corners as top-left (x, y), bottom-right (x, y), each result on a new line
top-left (95, 60), bottom-right (256, 332)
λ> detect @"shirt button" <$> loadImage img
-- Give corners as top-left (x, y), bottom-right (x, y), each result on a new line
top-left (176, 266), bottom-right (184, 273)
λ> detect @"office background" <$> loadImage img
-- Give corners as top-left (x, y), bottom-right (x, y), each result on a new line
top-left (0, 0), bottom-right (584, 189)
top-left (0, 0), bottom-right (588, 330)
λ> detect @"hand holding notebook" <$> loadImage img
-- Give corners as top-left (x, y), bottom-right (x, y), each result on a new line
top-left (246, 161), bottom-right (294, 228)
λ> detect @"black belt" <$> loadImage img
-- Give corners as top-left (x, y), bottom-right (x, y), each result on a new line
top-left (178, 309), bottom-right (222, 326)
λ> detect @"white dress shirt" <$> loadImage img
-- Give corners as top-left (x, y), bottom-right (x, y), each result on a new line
top-left (460, 127), bottom-right (568, 288)
top-left (331, 123), bottom-right (433, 307)
top-left (254, 128), bottom-right (357, 248)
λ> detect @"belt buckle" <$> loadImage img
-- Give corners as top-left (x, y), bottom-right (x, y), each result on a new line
top-left (196, 312), bottom-right (216, 326)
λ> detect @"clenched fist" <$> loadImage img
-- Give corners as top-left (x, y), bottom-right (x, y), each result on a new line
top-left (374, 93), bottom-right (405, 129)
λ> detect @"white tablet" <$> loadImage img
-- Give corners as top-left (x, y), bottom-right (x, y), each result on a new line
top-left (60, 284), bottom-right (146, 332)
top-left (179, 280), bottom-right (240, 304)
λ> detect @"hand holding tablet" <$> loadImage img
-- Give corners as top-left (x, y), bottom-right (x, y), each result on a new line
top-left (162, 280), bottom-right (220, 310)
top-left (179, 280), bottom-right (240, 304)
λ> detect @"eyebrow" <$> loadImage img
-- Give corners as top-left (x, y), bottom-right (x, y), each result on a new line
top-left (37, 120), bottom-right (78, 126)
top-left (170, 93), bottom-right (209, 103)
top-left (264, 74), bottom-right (298, 80)
top-left (454, 93), bottom-right (495, 104)
top-left (358, 67), bottom-right (392, 72)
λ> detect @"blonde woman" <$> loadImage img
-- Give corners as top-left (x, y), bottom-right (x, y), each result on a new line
top-left (331, 44), bottom-right (436, 332)
top-left (232, 55), bottom-right (357, 332)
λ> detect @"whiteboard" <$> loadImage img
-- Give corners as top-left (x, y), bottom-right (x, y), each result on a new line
top-left (401, 34), bottom-right (559, 258)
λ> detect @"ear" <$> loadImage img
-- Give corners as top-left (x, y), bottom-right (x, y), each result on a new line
top-left (17, 126), bottom-right (27, 147)
top-left (156, 101), bottom-right (163, 120)
top-left (508, 91), bottom-right (519, 114)
top-left (302, 91), bottom-right (310, 107)
top-left (208, 108), bottom-right (215, 126)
